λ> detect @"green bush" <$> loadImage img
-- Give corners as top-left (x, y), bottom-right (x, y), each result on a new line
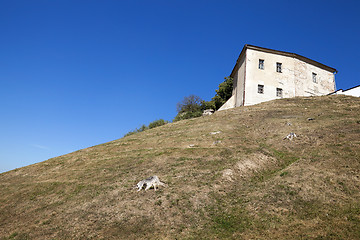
top-left (148, 119), bottom-right (169, 129)
top-left (203, 76), bottom-right (233, 110)
top-left (174, 110), bottom-right (203, 122)
top-left (124, 119), bottom-right (168, 137)
top-left (201, 100), bottom-right (216, 111)
top-left (123, 129), bottom-right (139, 137)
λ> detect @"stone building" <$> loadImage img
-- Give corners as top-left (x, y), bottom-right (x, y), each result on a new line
top-left (219, 45), bottom-right (337, 110)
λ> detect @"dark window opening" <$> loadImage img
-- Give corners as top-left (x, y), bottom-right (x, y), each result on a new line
top-left (312, 72), bottom-right (317, 83)
top-left (259, 59), bottom-right (264, 70)
top-left (258, 84), bottom-right (264, 94)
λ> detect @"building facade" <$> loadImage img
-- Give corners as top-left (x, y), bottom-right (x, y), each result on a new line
top-left (219, 45), bottom-right (337, 110)
top-left (329, 85), bottom-right (360, 97)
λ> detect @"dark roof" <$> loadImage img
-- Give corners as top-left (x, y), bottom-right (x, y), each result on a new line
top-left (230, 44), bottom-right (338, 77)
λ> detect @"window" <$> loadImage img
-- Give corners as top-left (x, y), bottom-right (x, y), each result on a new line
top-left (276, 62), bottom-right (282, 73)
top-left (258, 84), bottom-right (264, 94)
top-left (276, 88), bottom-right (283, 97)
top-left (312, 72), bottom-right (317, 83)
top-left (259, 59), bottom-right (264, 70)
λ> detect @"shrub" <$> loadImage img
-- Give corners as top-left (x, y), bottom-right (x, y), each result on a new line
top-left (174, 110), bottom-right (203, 122)
top-left (148, 119), bottom-right (169, 129)
top-left (203, 76), bottom-right (233, 110)
top-left (138, 124), bottom-right (148, 132)
top-left (123, 129), bottom-right (140, 137)
top-left (124, 119), bottom-right (168, 137)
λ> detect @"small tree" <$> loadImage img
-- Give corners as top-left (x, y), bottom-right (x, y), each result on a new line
top-left (176, 95), bottom-right (203, 113)
top-left (173, 77), bottom-right (233, 122)
top-left (174, 95), bottom-right (203, 121)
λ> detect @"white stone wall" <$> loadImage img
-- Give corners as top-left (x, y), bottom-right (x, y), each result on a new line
top-left (294, 58), bottom-right (335, 97)
top-left (242, 48), bottom-right (335, 106)
top-left (343, 87), bottom-right (360, 97)
top-left (234, 54), bottom-right (246, 107)
top-left (332, 86), bottom-right (360, 97)
top-left (244, 49), bottom-right (297, 106)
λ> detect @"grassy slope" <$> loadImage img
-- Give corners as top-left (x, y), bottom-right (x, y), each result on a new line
top-left (1, 95), bottom-right (360, 240)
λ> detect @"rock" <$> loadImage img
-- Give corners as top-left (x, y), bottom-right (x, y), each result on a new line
top-left (222, 169), bottom-right (234, 181)
top-left (210, 131), bottom-right (221, 135)
top-left (284, 132), bottom-right (297, 140)
top-left (203, 109), bottom-right (214, 116)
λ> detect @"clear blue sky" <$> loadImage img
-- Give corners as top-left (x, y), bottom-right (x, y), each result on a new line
top-left (1, 0), bottom-right (359, 173)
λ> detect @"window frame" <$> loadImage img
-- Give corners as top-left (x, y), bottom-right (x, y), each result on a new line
top-left (259, 59), bottom-right (264, 70)
top-left (258, 84), bottom-right (264, 94)
top-left (312, 72), bottom-right (317, 83)
top-left (276, 88), bottom-right (283, 97)
top-left (276, 62), bottom-right (282, 73)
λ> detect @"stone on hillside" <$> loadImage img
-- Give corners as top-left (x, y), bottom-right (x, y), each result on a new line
top-left (203, 109), bottom-right (214, 116)
top-left (210, 131), bottom-right (221, 135)
top-left (284, 132), bottom-right (297, 140)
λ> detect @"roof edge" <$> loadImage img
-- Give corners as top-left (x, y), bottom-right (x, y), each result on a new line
top-left (230, 44), bottom-right (337, 77)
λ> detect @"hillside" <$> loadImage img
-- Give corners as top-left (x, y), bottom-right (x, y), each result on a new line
top-left (1, 95), bottom-right (360, 239)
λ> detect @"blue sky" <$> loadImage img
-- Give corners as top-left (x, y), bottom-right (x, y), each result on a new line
top-left (1, 0), bottom-right (359, 173)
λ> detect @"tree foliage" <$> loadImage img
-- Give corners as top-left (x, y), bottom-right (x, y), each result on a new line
top-left (174, 95), bottom-right (203, 121)
top-left (199, 76), bottom-right (234, 111)
top-left (211, 76), bottom-right (233, 110)
top-left (176, 95), bottom-right (203, 113)
top-left (124, 119), bottom-right (169, 137)
top-left (148, 119), bottom-right (168, 129)
top-left (173, 76), bottom-right (233, 122)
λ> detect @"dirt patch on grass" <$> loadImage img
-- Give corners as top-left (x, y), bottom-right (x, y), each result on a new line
top-left (236, 153), bottom-right (277, 177)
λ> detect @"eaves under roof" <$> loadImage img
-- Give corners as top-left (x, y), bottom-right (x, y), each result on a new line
top-left (230, 44), bottom-right (338, 77)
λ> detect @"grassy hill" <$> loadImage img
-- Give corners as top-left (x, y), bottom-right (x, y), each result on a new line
top-left (1, 95), bottom-right (360, 240)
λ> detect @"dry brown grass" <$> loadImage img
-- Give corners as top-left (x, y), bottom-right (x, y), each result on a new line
top-left (1, 95), bottom-right (360, 239)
